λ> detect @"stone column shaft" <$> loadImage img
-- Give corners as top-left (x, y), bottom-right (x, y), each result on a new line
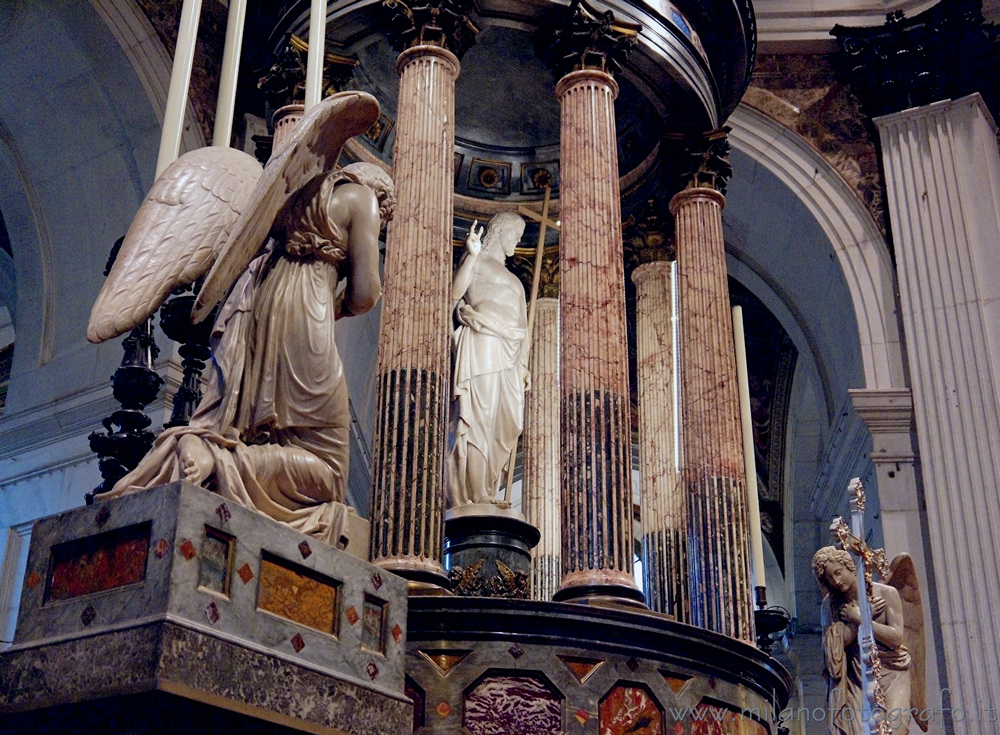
top-left (555, 70), bottom-right (641, 602)
top-left (369, 46), bottom-right (459, 586)
top-left (633, 261), bottom-right (687, 620)
top-left (671, 187), bottom-right (753, 641)
top-left (875, 94), bottom-right (1000, 725)
top-left (522, 297), bottom-right (560, 600)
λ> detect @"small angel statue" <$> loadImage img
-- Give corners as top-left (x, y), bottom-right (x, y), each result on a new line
top-left (87, 92), bottom-right (395, 546)
top-left (812, 546), bottom-right (929, 733)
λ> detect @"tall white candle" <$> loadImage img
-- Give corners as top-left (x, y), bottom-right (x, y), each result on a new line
top-left (212, 0), bottom-right (248, 147)
top-left (304, 0), bottom-right (327, 110)
top-left (156, 0), bottom-right (203, 176)
top-left (732, 305), bottom-right (767, 591)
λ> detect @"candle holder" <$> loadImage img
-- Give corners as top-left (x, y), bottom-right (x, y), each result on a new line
top-left (753, 586), bottom-right (790, 652)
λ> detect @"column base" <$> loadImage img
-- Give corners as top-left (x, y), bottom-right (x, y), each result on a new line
top-left (552, 582), bottom-right (646, 607)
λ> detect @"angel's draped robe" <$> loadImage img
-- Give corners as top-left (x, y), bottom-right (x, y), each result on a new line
top-left (108, 172), bottom-right (357, 546)
top-left (822, 583), bottom-right (913, 734)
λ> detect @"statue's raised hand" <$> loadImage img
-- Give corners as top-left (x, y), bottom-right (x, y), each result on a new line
top-left (466, 220), bottom-right (484, 256)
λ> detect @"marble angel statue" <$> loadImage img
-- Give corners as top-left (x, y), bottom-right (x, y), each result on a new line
top-left (812, 546), bottom-right (929, 733)
top-left (87, 91), bottom-right (395, 547)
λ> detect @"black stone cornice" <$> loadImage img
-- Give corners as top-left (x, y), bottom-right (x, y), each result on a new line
top-left (831, 0), bottom-right (1000, 119)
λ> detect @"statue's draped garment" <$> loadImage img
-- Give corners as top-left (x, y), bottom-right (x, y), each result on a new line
top-left (450, 300), bottom-right (527, 504)
top-left (822, 583), bottom-right (912, 734)
top-left (108, 171), bottom-right (360, 545)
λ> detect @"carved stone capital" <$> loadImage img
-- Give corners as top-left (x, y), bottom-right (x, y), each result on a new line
top-left (623, 199), bottom-right (675, 270)
top-left (382, 0), bottom-right (479, 59)
top-left (832, 0), bottom-right (1000, 119)
top-left (535, 0), bottom-right (639, 80)
top-left (665, 128), bottom-right (733, 196)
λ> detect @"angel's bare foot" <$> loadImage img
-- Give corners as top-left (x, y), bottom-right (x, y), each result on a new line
top-left (178, 434), bottom-right (214, 485)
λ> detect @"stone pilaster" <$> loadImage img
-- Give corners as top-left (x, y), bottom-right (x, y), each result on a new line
top-left (670, 134), bottom-right (754, 639)
top-left (633, 261), bottom-right (687, 620)
top-left (522, 297), bottom-right (560, 600)
top-left (875, 94), bottom-right (1000, 726)
top-left (552, 62), bottom-right (641, 603)
top-left (368, 44), bottom-right (461, 587)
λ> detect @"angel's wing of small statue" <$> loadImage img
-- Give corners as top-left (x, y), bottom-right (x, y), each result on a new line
top-left (885, 552), bottom-right (929, 732)
top-left (88, 91), bottom-right (381, 342)
top-left (87, 146), bottom-right (264, 343)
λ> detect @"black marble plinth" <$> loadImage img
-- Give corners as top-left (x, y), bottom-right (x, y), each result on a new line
top-left (444, 508), bottom-right (541, 598)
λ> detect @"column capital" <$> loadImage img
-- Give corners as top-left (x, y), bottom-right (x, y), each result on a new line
top-left (536, 0), bottom-right (639, 81)
top-left (665, 127), bottom-right (733, 197)
top-left (382, 0), bottom-right (479, 60)
top-left (831, 0), bottom-right (1000, 119)
top-left (624, 199), bottom-right (675, 270)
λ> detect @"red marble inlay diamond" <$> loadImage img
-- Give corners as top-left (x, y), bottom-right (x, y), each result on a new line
top-left (366, 661), bottom-right (379, 680)
top-left (238, 563), bottom-right (254, 584)
top-left (215, 503), bottom-right (231, 525)
top-left (291, 633), bottom-right (305, 653)
top-left (708, 675), bottom-right (717, 689)
top-left (673, 722), bottom-right (684, 735)
top-left (346, 606), bottom-right (359, 625)
top-left (153, 538), bottom-right (171, 558)
top-left (81, 605), bottom-right (96, 627)
top-left (576, 708), bottom-right (590, 724)
top-left (180, 539), bottom-right (196, 560)
top-left (626, 657), bottom-right (640, 672)
top-left (95, 505), bottom-right (111, 527)
top-left (205, 601), bottom-right (220, 624)
top-left (298, 540), bottom-right (312, 559)
top-left (25, 571), bottom-right (42, 590)
top-left (508, 643), bottom-right (524, 659)
top-left (370, 572), bottom-right (384, 590)
top-left (436, 702), bottom-right (452, 718)
top-left (392, 623), bottom-right (403, 643)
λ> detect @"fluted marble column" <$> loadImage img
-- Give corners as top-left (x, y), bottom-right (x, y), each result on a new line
top-left (369, 46), bottom-right (460, 587)
top-left (553, 69), bottom-right (641, 604)
top-left (633, 261), bottom-right (687, 620)
top-left (875, 93), bottom-right (1000, 725)
top-left (670, 186), bottom-right (754, 641)
top-left (522, 297), bottom-right (560, 600)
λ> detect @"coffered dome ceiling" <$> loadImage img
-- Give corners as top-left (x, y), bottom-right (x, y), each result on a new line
top-left (265, 0), bottom-right (755, 216)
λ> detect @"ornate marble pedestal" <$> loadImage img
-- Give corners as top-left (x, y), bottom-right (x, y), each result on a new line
top-left (0, 483), bottom-right (410, 734)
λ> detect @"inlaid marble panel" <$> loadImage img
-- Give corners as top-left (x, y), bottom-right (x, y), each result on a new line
top-left (464, 673), bottom-right (562, 735)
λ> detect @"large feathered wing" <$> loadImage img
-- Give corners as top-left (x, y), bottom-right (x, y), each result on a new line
top-left (87, 147), bottom-right (263, 343)
top-left (192, 91), bottom-right (381, 322)
top-left (886, 552), bottom-right (928, 731)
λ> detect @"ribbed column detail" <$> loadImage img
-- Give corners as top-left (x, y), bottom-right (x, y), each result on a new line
top-left (670, 187), bottom-right (753, 641)
top-left (522, 297), bottom-right (560, 600)
top-left (369, 46), bottom-right (459, 586)
top-left (875, 94), bottom-right (1000, 725)
top-left (633, 261), bottom-right (687, 620)
top-left (553, 70), bottom-right (641, 603)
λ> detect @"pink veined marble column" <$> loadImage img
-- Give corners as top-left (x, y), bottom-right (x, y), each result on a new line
top-left (670, 187), bottom-right (754, 641)
top-left (553, 70), bottom-right (642, 604)
top-left (369, 45), bottom-right (459, 587)
top-left (522, 296), bottom-right (560, 600)
top-left (633, 260), bottom-right (688, 621)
